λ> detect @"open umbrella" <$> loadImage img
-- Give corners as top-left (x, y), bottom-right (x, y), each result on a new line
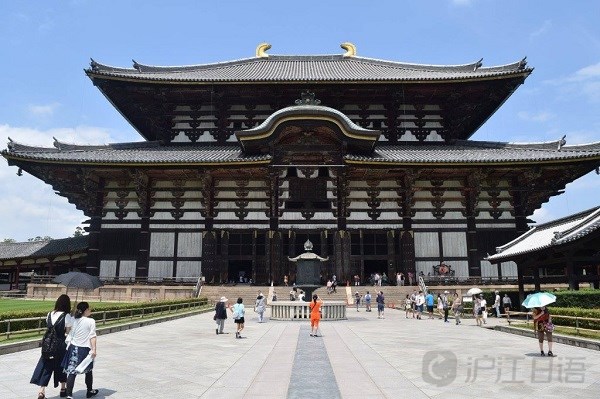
top-left (522, 292), bottom-right (556, 308)
top-left (53, 271), bottom-right (103, 301)
top-left (466, 287), bottom-right (482, 296)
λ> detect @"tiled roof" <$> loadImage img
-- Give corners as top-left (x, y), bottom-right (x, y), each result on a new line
top-left (487, 207), bottom-right (600, 262)
top-left (3, 141), bottom-right (271, 165)
top-left (86, 54), bottom-right (532, 83)
top-left (3, 139), bottom-right (600, 165)
top-left (346, 140), bottom-right (600, 164)
top-left (0, 236), bottom-right (88, 261)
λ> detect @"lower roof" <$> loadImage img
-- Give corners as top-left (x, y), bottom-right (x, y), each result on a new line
top-left (487, 206), bottom-right (600, 263)
top-left (0, 236), bottom-right (88, 262)
top-left (3, 139), bottom-right (600, 166)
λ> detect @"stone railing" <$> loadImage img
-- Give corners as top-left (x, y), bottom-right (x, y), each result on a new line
top-left (270, 300), bottom-right (347, 321)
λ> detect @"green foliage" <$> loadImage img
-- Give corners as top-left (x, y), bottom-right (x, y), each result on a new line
top-left (0, 298), bottom-right (207, 334)
top-left (476, 288), bottom-right (600, 311)
top-left (547, 307), bottom-right (600, 330)
top-left (73, 227), bottom-right (85, 237)
top-left (27, 236), bottom-right (53, 242)
top-left (1, 238), bottom-right (16, 243)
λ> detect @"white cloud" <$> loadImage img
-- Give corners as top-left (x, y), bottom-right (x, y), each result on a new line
top-left (529, 20), bottom-right (552, 40)
top-left (517, 111), bottom-right (554, 123)
top-left (0, 124), bottom-right (116, 241)
top-left (27, 102), bottom-right (61, 118)
top-left (0, 124), bottom-right (114, 146)
top-left (530, 207), bottom-right (552, 225)
top-left (544, 61), bottom-right (600, 103)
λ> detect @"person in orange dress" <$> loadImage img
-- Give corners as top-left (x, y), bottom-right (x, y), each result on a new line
top-left (309, 294), bottom-right (323, 337)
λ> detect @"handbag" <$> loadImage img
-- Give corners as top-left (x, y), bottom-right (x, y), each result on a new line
top-left (213, 314), bottom-right (217, 321)
top-left (545, 322), bottom-right (555, 333)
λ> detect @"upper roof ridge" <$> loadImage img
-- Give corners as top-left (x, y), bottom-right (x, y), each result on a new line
top-left (88, 53), bottom-right (532, 75)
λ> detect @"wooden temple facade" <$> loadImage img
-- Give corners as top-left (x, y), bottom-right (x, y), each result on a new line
top-left (3, 43), bottom-right (600, 285)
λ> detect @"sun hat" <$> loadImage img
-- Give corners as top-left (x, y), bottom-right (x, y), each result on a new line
top-left (220, 296), bottom-right (228, 302)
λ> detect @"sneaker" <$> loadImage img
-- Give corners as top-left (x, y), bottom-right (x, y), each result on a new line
top-left (547, 351), bottom-right (554, 357)
top-left (540, 351), bottom-right (545, 356)
top-left (86, 390), bottom-right (99, 398)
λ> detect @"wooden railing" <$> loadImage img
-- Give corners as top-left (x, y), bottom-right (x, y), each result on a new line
top-left (505, 311), bottom-right (600, 333)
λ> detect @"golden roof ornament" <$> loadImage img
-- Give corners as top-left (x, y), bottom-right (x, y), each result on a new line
top-left (256, 43), bottom-right (271, 58)
top-left (341, 42), bottom-right (357, 57)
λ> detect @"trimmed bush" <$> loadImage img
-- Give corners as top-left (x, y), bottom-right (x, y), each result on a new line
top-left (0, 298), bottom-right (208, 334)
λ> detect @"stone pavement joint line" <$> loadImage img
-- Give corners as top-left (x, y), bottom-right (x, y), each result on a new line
top-left (0, 308), bottom-right (599, 398)
top-left (287, 325), bottom-right (341, 399)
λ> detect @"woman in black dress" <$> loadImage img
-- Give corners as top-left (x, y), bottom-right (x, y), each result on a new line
top-left (30, 294), bottom-right (72, 399)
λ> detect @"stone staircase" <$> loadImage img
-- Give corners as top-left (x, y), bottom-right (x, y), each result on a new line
top-left (199, 284), bottom-right (420, 309)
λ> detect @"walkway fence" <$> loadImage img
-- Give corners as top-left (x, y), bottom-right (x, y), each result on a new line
top-left (506, 311), bottom-right (600, 333)
top-left (0, 301), bottom-right (207, 340)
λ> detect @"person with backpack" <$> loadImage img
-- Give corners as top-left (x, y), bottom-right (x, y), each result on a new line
top-left (31, 294), bottom-right (73, 399)
top-left (61, 301), bottom-right (98, 399)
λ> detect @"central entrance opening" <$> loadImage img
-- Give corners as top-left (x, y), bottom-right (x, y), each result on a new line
top-left (363, 260), bottom-right (388, 284)
top-left (228, 260), bottom-right (253, 284)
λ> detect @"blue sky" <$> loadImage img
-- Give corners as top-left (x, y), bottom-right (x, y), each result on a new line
top-left (1, 0), bottom-right (599, 241)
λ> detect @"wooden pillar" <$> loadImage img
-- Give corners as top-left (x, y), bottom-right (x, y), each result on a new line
top-left (401, 230), bottom-right (415, 278)
top-left (517, 264), bottom-right (525, 310)
top-left (220, 231), bottom-right (229, 283)
top-left (14, 264), bottom-right (21, 290)
top-left (136, 178), bottom-right (152, 279)
top-left (201, 231), bottom-right (218, 284)
top-left (266, 230), bottom-right (282, 285)
top-left (566, 254), bottom-right (577, 291)
top-left (86, 178), bottom-right (105, 276)
top-left (333, 230), bottom-right (350, 281)
top-left (533, 265), bottom-right (541, 292)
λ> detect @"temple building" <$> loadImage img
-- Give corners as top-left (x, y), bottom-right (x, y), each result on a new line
top-left (3, 43), bottom-right (600, 285)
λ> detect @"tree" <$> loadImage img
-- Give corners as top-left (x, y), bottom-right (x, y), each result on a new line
top-left (2, 238), bottom-right (16, 243)
top-left (28, 236), bottom-right (53, 242)
top-left (73, 226), bottom-right (85, 237)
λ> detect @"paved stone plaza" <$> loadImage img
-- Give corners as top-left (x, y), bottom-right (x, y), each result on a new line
top-left (0, 308), bottom-right (598, 398)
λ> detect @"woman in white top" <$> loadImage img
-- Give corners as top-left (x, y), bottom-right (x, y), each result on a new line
top-left (231, 297), bottom-right (246, 338)
top-left (61, 301), bottom-right (98, 399)
top-left (31, 294), bottom-right (73, 399)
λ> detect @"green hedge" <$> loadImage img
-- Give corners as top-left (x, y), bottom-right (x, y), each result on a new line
top-left (546, 307), bottom-right (600, 330)
top-left (0, 298), bottom-right (208, 334)
top-left (473, 289), bottom-right (600, 311)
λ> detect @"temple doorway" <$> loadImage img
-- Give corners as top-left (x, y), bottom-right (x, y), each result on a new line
top-left (363, 260), bottom-right (387, 284)
top-left (228, 260), bottom-right (253, 284)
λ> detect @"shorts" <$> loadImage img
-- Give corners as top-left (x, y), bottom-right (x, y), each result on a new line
top-left (234, 317), bottom-right (245, 324)
top-left (377, 303), bottom-right (384, 311)
top-left (427, 305), bottom-right (434, 312)
top-left (418, 305), bottom-right (424, 312)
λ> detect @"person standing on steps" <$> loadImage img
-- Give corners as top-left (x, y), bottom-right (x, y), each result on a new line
top-left (231, 297), bottom-right (246, 338)
top-left (309, 294), bottom-right (323, 336)
top-left (31, 294), bottom-right (73, 399)
top-left (61, 301), bottom-right (98, 399)
top-left (354, 291), bottom-right (361, 311)
top-left (214, 296), bottom-right (228, 334)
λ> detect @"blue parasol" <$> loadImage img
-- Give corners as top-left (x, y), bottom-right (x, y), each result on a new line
top-left (521, 292), bottom-right (556, 308)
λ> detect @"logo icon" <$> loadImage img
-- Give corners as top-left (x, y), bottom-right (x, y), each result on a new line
top-left (422, 350), bottom-right (457, 387)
